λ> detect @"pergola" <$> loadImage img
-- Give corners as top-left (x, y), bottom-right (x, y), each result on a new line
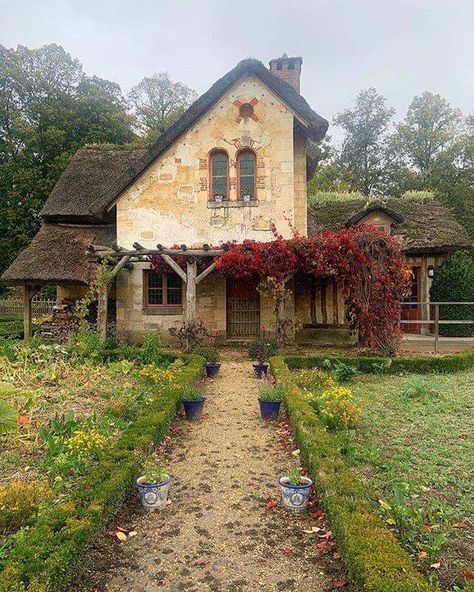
top-left (86, 242), bottom-right (225, 339)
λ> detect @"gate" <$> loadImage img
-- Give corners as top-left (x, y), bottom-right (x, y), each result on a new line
top-left (226, 278), bottom-right (260, 338)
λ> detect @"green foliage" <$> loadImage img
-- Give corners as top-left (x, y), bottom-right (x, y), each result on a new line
top-left (0, 400), bottom-right (18, 435)
top-left (248, 339), bottom-right (277, 364)
top-left (323, 358), bottom-right (359, 382)
top-left (0, 44), bottom-right (135, 283)
top-left (69, 329), bottom-right (105, 361)
top-left (192, 345), bottom-right (220, 364)
top-left (0, 353), bottom-right (204, 591)
top-left (181, 387), bottom-right (204, 401)
top-left (284, 348), bottom-right (474, 374)
top-left (0, 481), bottom-right (53, 534)
top-left (142, 331), bottom-right (163, 360)
top-left (258, 384), bottom-right (283, 402)
top-left (0, 320), bottom-right (23, 340)
top-left (430, 250), bottom-right (474, 336)
top-left (399, 377), bottom-right (441, 400)
top-left (141, 461), bottom-right (169, 484)
top-left (291, 368), bottom-right (335, 393)
top-left (287, 468), bottom-right (303, 486)
top-left (270, 356), bottom-right (435, 592)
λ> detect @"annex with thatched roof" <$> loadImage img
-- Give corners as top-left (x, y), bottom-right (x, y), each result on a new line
top-left (308, 197), bottom-right (473, 254)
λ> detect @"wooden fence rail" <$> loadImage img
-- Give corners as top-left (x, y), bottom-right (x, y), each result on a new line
top-left (0, 298), bottom-right (57, 320)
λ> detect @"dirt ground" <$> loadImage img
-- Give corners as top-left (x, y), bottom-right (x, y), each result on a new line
top-left (70, 351), bottom-right (348, 592)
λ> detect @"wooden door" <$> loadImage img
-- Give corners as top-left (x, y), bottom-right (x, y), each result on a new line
top-left (401, 267), bottom-right (421, 334)
top-left (226, 278), bottom-right (260, 338)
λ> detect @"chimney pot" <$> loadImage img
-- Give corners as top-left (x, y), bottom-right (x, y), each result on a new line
top-left (269, 54), bottom-right (303, 93)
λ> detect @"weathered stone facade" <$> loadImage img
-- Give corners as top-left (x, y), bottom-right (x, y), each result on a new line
top-left (114, 75), bottom-right (306, 342)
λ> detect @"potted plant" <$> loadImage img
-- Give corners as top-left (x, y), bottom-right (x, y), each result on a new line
top-left (136, 461), bottom-right (171, 512)
top-left (278, 468), bottom-right (313, 513)
top-left (258, 385), bottom-right (282, 420)
top-left (193, 345), bottom-right (221, 378)
top-left (182, 387), bottom-right (207, 420)
top-left (248, 339), bottom-right (277, 378)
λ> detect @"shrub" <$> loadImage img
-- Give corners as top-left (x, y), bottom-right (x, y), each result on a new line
top-left (270, 356), bottom-right (434, 592)
top-left (70, 329), bottom-right (105, 361)
top-left (292, 368), bottom-right (334, 393)
top-left (141, 461), bottom-right (168, 484)
top-left (193, 345), bottom-right (219, 364)
top-left (258, 384), bottom-right (283, 402)
top-left (142, 331), bottom-right (164, 364)
top-left (323, 359), bottom-right (359, 382)
top-left (0, 481), bottom-right (53, 533)
top-left (64, 429), bottom-right (107, 460)
top-left (319, 397), bottom-right (361, 430)
top-left (0, 320), bottom-right (23, 340)
top-left (181, 387), bottom-right (204, 401)
top-left (430, 250), bottom-right (474, 337)
top-left (248, 339), bottom-right (277, 364)
top-left (139, 364), bottom-right (176, 384)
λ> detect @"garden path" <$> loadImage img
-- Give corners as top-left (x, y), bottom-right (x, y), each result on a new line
top-left (73, 351), bottom-right (344, 592)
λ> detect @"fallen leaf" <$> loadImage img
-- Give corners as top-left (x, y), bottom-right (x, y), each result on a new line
top-left (332, 579), bottom-right (347, 589)
top-left (128, 531), bottom-right (137, 537)
top-left (430, 563), bottom-right (441, 570)
top-left (194, 560), bottom-right (209, 567)
top-left (333, 552), bottom-right (341, 560)
top-left (18, 416), bottom-right (29, 426)
top-left (417, 551), bottom-right (428, 561)
top-left (115, 531), bottom-right (127, 542)
top-left (291, 449), bottom-right (300, 456)
top-left (116, 526), bottom-right (128, 533)
top-left (266, 501), bottom-right (277, 511)
top-left (462, 571), bottom-right (474, 581)
top-left (166, 499), bottom-right (172, 505)
top-left (316, 541), bottom-right (332, 550)
top-left (453, 522), bottom-right (468, 529)
top-left (282, 547), bottom-right (293, 556)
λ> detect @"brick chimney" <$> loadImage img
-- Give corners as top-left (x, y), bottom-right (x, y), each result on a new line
top-left (268, 53), bottom-right (303, 93)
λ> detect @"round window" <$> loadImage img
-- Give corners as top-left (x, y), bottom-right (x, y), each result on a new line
top-left (239, 103), bottom-right (254, 119)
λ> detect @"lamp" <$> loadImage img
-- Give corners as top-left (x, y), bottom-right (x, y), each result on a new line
top-left (427, 265), bottom-right (435, 278)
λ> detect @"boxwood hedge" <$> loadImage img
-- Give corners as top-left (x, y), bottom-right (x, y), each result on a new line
top-left (270, 356), bottom-right (437, 592)
top-left (0, 354), bottom-right (204, 592)
top-left (284, 347), bottom-right (474, 374)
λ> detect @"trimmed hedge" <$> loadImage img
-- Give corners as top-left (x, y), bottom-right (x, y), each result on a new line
top-left (270, 356), bottom-right (437, 592)
top-left (284, 347), bottom-right (474, 374)
top-left (0, 354), bottom-right (204, 592)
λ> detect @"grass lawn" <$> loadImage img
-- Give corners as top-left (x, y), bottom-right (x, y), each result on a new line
top-left (339, 369), bottom-right (474, 591)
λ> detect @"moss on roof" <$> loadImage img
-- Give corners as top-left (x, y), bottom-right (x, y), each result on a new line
top-left (308, 196), bottom-right (473, 253)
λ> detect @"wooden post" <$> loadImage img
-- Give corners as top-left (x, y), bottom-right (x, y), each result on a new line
top-left (186, 257), bottom-right (197, 323)
top-left (97, 283), bottom-right (109, 341)
top-left (23, 286), bottom-right (33, 340)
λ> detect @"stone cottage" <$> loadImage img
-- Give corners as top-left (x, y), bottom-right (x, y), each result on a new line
top-left (2, 55), bottom-right (471, 342)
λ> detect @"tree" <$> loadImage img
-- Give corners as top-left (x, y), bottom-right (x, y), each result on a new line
top-left (334, 88), bottom-right (396, 196)
top-left (394, 91), bottom-right (462, 171)
top-left (430, 250), bottom-right (474, 336)
top-left (0, 44), bottom-right (135, 283)
top-left (129, 73), bottom-right (197, 140)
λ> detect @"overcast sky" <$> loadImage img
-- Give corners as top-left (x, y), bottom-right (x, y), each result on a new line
top-left (1, 0), bottom-right (473, 142)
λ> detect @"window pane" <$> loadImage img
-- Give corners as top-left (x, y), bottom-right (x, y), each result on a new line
top-left (239, 151), bottom-right (255, 198)
top-left (167, 272), bottom-right (182, 305)
top-left (211, 152), bottom-right (228, 198)
top-left (147, 272), bottom-right (163, 305)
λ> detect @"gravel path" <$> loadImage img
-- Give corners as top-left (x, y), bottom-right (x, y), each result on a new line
top-left (72, 354), bottom-right (345, 592)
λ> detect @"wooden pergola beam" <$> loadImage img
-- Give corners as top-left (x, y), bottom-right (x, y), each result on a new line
top-left (160, 254), bottom-right (187, 282)
top-left (97, 255), bottom-right (131, 340)
top-left (88, 246), bottom-right (224, 258)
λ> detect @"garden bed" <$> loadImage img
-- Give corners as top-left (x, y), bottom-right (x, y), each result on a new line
top-left (0, 336), bottom-right (204, 592)
top-left (271, 350), bottom-right (474, 592)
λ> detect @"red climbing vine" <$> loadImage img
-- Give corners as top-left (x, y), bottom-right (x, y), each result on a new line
top-left (149, 227), bottom-right (410, 354)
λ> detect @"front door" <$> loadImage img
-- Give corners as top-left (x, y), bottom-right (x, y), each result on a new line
top-left (226, 278), bottom-right (260, 338)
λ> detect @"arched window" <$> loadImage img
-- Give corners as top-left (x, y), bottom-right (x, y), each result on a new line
top-left (210, 150), bottom-right (229, 201)
top-left (238, 150), bottom-right (256, 201)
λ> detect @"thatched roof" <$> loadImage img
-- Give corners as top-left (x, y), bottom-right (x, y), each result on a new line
top-left (1, 224), bottom-right (115, 286)
top-left (308, 197), bottom-right (473, 254)
top-left (41, 146), bottom-right (147, 222)
top-left (41, 58), bottom-right (328, 222)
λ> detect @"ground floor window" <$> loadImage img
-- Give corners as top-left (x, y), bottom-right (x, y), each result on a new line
top-left (144, 270), bottom-right (183, 308)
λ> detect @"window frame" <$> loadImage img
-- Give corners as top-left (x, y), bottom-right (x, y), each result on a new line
top-left (143, 269), bottom-right (183, 310)
top-left (209, 149), bottom-right (229, 202)
top-left (237, 148), bottom-right (257, 201)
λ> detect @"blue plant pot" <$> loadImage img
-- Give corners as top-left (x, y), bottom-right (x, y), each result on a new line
top-left (182, 397), bottom-right (206, 420)
top-left (259, 399), bottom-right (281, 420)
top-left (278, 476), bottom-right (313, 513)
top-left (253, 363), bottom-right (268, 378)
top-left (205, 362), bottom-right (221, 378)
top-left (136, 475), bottom-right (171, 512)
